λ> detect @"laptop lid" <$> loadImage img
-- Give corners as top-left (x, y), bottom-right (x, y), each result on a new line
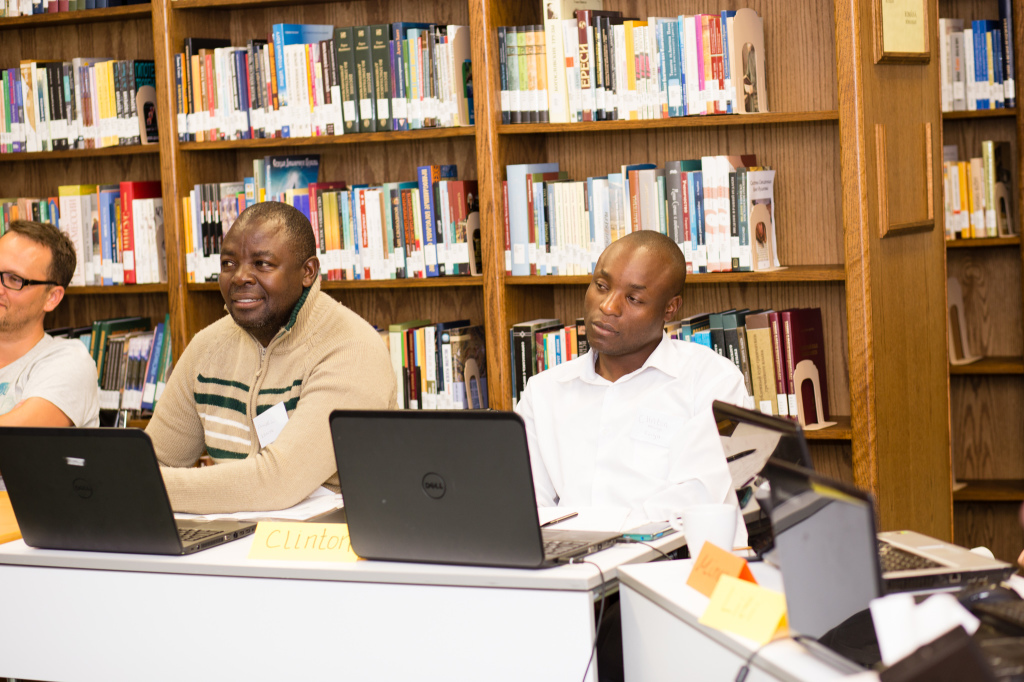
top-left (330, 410), bottom-right (600, 569)
top-left (712, 400), bottom-right (814, 472)
top-left (0, 427), bottom-right (255, 555)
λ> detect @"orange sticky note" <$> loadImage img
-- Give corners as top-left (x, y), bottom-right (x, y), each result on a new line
top-left (247, 522), bottom-right (361, 562)
top-left (699, 575), bottom-right (788, 645)
top-left (686, 542), bottom-right (757, 597)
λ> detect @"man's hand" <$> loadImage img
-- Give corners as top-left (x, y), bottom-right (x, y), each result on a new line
top-left (0, 397), bottom-right (73, 427)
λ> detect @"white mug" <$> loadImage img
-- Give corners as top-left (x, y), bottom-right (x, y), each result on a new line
top-left (669, 503), bottom-right (737, 558)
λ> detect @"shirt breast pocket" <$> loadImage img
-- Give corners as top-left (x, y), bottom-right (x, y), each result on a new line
top-left (630, 439), bottom-right (671, 480)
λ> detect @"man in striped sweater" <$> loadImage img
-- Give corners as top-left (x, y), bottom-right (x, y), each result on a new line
top-left (146, 202), bottom-right (396, 514)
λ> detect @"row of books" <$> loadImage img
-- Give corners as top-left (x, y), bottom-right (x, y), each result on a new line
top-left (56, 315), bottom-right (172, 413)
top-left (943, 141), bottom-right (1016, 240)
top-left (385, 320), bottom-right (488, 411)
top-left (0, 0), bottom-right (145, 16)
top-left (1, 182), bottom-right (166, 287)
top-left (504, 155), bottom-right (778, 277)
top-left (502, 5), bottom-right (767, 125)
top-left (0, 59), bottom-right (158, 155)
top-left (938, 5), bottom-right (1016, 113)
top-left (510, 307), bottom-right (831, 426)
top-left (175, 23), bottom-right (472, 142)
top-left (183, 155), bottom-right (481, 283)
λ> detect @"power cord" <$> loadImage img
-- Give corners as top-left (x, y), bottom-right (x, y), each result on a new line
top-left (734, 634), bottom-right (813, 682)
top-left (579, 560), bottom-right (607, 682)
top-left (616, 537), bottom-right (673, 560)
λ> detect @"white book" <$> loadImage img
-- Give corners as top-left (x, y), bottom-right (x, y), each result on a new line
top-left (684, 16), bottom-right (699, 117)
top-left (563, 19), bottom-right (581, 123)
top-left (939, 18), bottom-right (950, 111)
top-left (613, 23), bottom-right (627, 120)
top-left (545, 19), bottom-right (570, 122)
top-left (950, 27), bottom-right (966, 111)
top-left (57, 193), bottom-right (88, 287)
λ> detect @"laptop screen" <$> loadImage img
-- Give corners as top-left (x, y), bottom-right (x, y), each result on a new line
top-left (762, 459), bottom-right (884, 639)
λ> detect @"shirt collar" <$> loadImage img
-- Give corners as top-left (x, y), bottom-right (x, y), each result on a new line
top-left (560, 333), bottom-right (679, 385)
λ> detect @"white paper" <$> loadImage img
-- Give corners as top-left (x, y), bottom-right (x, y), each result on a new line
top-left (870, 592), bottom-right (980, 666)
top-left (174, 487), bottom-right (341, 522)
top-left (252, 401), bottom-right (288, 449)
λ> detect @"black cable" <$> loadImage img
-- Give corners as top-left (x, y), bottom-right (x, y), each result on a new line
top-left (579, 560), bottom-right (607, 682)
top-left (734, 634), bottom-right (814, 682)
top-left (616, 537), bottom-right (672, 560)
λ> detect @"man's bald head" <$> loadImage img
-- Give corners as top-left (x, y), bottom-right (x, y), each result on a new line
top-left (602, 230), bottom-right (688, 297)
top-left (231, 201), bottom-right (317, 266)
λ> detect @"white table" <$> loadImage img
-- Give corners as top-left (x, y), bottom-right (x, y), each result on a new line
top-left (0, 532), bottom-right (683, 682)
top-left (619, 560), bottom-right (876, 682)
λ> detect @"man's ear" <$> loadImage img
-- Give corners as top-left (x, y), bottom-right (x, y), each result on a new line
top-left (302, 256), bottom-right (320, 287)
top-left (42, 285), bottom-right (64, 313)
top-left (663, 294), bottom-right (682, 322)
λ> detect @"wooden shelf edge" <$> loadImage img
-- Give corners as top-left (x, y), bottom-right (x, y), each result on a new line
top-left (0, 3), bottom-right (150, 28)
top-left (804, 416), bottom-right (852, 441)
top-left (942, 108), bottom-right (1017, 121)
top-left (188, 277), bottom-right (484, 292)
top-left (173, 0), bottom-right (333, 8)
top-left (506, 265), bottom-right (846, 285)
top-left (949, 356), bottom-right (1024, 375)
top-left (947, 236), bottom-right (1021, 248)
top-left (64, 284), bottom-right (169, 295)
top-left (954, 480), bottom-right (1024, 502)
top-left (0, 145), bottom-right (158, 161)
top-left (179, 127), bottom-right (475, 151)
top-left (499, 110), bottom-right (840, 134)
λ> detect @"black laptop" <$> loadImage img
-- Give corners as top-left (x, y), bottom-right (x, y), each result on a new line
top-left (328, 410), bottom-right (621, 569)
top-left (0, 427), bottom-right (256, 555)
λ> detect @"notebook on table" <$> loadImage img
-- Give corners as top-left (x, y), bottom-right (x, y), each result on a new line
top-left (329, 410), bottom-right (621, 569)
top-left (761, 458), bottom-right (1015, 639)
top-left (0, 427), bottom-right (256, 555)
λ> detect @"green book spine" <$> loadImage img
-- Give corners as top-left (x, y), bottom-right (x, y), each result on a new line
top-left (370, 24), bottom-right (392, 131)
top-left (334, 26), bottom-right (360, 133)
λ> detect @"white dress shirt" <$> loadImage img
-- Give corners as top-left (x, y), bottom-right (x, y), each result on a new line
top-left (515, 334), bottom-right (753, 546)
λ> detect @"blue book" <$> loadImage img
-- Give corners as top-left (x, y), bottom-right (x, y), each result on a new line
top-left (140, 322), bottom-right (165, 411)
top-left (390, 23), bottom-right (431, 131)
top-left (271, 24), bottom-right (334, 137)
top-left (506, 162), bottom-right (559, 276)
top-left (692, 171), bottom-right (706, 273)
top-left (693, 330), bottom-right (712, 348)
top-left (264, 154), bottom-right (319, 202)
top-left (291, 193), bottom-right (311, 221)
top-left (721, 11), bottom-right (736, 113)
top-left (999, 0), bottom-right (1015, 108)
top-left (989, 24), bottom-right (1004, 108)
top-left (98, 186), bottom-right (119, 286)
top-left (664, 21), bottom-right (684, 117)
top-left (350, 188), bottom-right (364, 279)
top-left (416, 164), bottom-right (458, 277)
top-left (243, 177), bottom-right (256, 207)
top-left (972, 20), bottom-right (990, 109)
top-left (234, 49), bottom-right (252, 138)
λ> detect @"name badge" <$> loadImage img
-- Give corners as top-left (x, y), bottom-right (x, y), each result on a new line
top-left (631, 410), bottom-right (675, 448)
top-left (253, 401), bottom-right (289, 449)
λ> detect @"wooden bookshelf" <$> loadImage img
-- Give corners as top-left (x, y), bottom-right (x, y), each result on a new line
top-left (507, 265), bottom-right (846, 286)
top-left (804, 416), bottom-right (853, 441)
top-left (171, 0), bottom-right (336, 8)
top-left (941, 0), bottom-right (1024, 564)
top-left (64, 284), bottom-right (170, 295)
top-left (0, 146), bottom-right (159, 162)
top-left (0, 4), bottom-right (151, 29)
top-left (188, 277), bottom-right (483, 292)
top-left (178, 128), bottom-right (475, 151)
top-left (498, 110), bottom-right (840, 134)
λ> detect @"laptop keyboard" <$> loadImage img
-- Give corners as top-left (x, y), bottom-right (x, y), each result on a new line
top-left (878, 540), bottom-right (944, 572)
top-left (543, 538), bottom-right (592, 560)
top-left (178, 528), bottom-right (221, 543)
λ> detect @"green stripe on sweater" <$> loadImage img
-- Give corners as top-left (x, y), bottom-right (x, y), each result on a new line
top-left (256, 396), bottom-right (299, 415)
top-left (206, 446), bottom-right (247, 460)
top-left (195, 392), bottom-right (248, 415)
top-left (258, 379), bottom-right (302, 395)
top-left (197, 374), bottom-right (250, 392)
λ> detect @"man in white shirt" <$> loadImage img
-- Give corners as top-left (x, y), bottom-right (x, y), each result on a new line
top-left (0, 221), bottom-right (99, 429)
top-left (515, 230), bottom-right (751, 545)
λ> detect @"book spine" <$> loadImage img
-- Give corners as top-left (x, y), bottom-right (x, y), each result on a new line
top-left (769, 311), bottom-right (790, 417)
top-left (335, 27), bottom-right (359, 134)
top-left (371, 24), bottom-right (392, 131)
top-left (354, 26), bottom-right (376, 132)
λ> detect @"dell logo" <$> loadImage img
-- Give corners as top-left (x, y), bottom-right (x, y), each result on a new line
top-left (422, 473), bottom-right (446, 499)
top-left (72, 478), bottom-right (93, 499)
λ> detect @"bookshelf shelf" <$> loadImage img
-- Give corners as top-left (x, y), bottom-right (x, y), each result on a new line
top-left (949, 356), bottom-right (1024, 375)
top-left (0, 4), bottom-right (151, 29)
top-left (953, 480), bottom-right (1024, 502)
top-left (64, 284), bottom-right (169, 295)
top-left (187, 277), bottom-right (483, 292)
top-left (171, 0), bottom-right (335, 8)
top-left (0, 146), bottom-right (159, 162)
top-left (178, 128), bottom-right (475, 151)
top-left (803, 416), bottom-right (852, 441)
top-left (942, 109), bottom-right (1017, 121)
top-left (498, 111), bottom-right (840, 135)
top-left (506, 265), bottom-right (846, 286)
top-left (946, 236), bottom-right (1021, 248)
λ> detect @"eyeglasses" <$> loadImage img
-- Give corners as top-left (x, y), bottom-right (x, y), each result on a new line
top-left (0, 271), bottom-right (59, 291)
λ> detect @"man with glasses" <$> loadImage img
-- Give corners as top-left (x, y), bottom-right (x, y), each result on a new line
top-left (0, 221), bottom-right (99, 430)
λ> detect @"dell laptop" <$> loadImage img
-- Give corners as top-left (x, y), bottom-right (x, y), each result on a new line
top-left (0, 427), bottom-right (256, 555)
top-left (329, 410), bottom-right (621, 569)
top-left (762, 458), bottom-right (1015, 639)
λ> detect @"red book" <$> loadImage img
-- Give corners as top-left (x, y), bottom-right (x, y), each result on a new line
top-left (767, 311), bottom-right (789, 418)
top-left (119, 181), bottom-right (162, 285)
top-left (780, 308), bottom-right (830, 425)
top-left (680, 172), bottom-right (692, 273)
top-left (358, 189), bottom-right (370, 280)
top-left (400, 188), bottom-right (419, 278)
top-left (203, 51), bottom-right (218, 139)
top-left (576, 12), bottom-right (594, 122)
top-left (502, 180), bottom-right (511, 275)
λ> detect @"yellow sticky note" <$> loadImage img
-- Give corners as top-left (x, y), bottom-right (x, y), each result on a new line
top-left (699, 575), bottom-right (787, 645)
top-left (247, 522), bottom-right (361, 562)
top-left (686, 542), bottom-right (758, 597)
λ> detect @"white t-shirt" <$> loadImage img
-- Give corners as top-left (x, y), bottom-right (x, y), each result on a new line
top-left (0, 334), bottom-right (100, 427)
top-left (515, 334), bottom-right (753, 544)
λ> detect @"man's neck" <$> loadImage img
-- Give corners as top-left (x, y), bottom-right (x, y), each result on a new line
top-left (0, 325), bottom-right (46, 370)
top-left (594, 339), bottom-right (661, 383)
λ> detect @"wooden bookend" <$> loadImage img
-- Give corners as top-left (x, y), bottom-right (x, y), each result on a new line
top-left (793, 359), bottom-right (837, 430)
top-left (947, 276), bottom-right (980, 366)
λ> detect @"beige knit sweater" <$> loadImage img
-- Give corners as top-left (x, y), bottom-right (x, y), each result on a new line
top-left (147, 279), bottom-right (396, 513)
